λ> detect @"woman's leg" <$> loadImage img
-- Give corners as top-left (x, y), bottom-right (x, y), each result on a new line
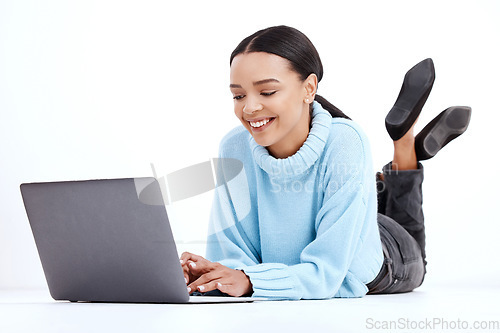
top-left (368, 59), bottom-right (471, 294)
top-left (367, 213), bottom-right (425, 294)
top-left (371, 108), bottom-right (472, 295)
top-left (369, 123), bottom-right (426, 294)
top-left (380, 121), bottom-right (427, 264)
top-left (369, 69), bottom-right (428, 294)
top-left (369, 161), bottom-right (426, 294)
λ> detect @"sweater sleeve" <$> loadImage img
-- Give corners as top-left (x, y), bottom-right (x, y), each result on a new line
top-left (205, 139), bottom-right (262, 269)
top-left (241, 178), bottom-right (368, 300)
top-left (206, 125), bottom-right (375, 300)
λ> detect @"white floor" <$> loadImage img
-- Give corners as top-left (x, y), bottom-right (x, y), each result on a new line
top-left (1, 281), bottom-right (499, 333)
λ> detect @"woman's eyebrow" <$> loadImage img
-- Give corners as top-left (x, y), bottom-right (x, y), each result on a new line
top-left (229, 78), bottom-right (280, 89)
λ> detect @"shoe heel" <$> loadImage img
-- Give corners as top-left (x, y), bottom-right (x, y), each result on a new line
top-left (415, 106), bottom-right (472, 160)
top-left (385, 58), bottom-right (435, 141)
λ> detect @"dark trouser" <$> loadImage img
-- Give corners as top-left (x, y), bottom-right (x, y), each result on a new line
top-left (366, 162), bottom-right (426, 294)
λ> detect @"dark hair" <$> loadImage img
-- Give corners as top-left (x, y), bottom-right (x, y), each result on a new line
top-left (230, 25), bottom-right (350, 120)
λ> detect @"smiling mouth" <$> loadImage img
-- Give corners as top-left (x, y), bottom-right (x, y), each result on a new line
top-left (248, 117), bottom-right (275, 128)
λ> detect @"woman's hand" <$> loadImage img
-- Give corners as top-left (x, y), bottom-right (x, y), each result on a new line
top-left (179, 252), bottom-right (205, 286)
top-left (179, 252), bottom-right (253, 297)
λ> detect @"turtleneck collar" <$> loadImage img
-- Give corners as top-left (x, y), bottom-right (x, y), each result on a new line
top-left (248, 100), bottom-right (332, 178)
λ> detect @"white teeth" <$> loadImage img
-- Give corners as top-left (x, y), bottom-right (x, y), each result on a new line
top-left (250, 118), bottom-right (272, 128)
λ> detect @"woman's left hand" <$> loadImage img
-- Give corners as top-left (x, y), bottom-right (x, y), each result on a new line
top-left (181, 252), bottom-right (253, 297)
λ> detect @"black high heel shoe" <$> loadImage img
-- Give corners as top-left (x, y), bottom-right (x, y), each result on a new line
top-left (415, 106), bottom-right (472, 161)
top-left (385, 58), bottom-right (435, 141)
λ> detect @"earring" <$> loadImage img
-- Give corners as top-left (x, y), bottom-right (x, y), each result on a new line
top-left (305, 98), bottom-right (309, 103)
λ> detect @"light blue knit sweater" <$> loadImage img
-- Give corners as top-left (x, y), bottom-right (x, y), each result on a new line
top-left (206, 101), bottom-right (384, 300)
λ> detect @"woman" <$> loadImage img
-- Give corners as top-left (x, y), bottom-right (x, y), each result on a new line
top-left (179, 25), bottom-right (471, 300)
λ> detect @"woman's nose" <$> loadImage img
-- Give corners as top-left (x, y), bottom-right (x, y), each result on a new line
top-left (242, 96), bottom-right (263, 114)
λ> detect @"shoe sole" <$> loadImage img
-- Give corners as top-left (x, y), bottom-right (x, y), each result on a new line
top-left (415, 106), bottom-right (472, 160)
top-left (385, 58), bottom-right (435, 141)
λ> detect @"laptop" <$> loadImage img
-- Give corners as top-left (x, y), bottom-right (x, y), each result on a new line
top-left (20, 177), bottom-right (264, 303)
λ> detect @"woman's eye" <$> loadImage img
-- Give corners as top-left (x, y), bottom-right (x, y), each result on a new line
top-left (233, 91), bottom-right (275, 100)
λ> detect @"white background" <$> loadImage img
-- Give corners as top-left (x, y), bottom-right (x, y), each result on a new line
top-left (1, 0), bottom-right (498, 290)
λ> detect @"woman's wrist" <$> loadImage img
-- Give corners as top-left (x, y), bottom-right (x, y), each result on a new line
top-left (238, 269), bottom-right (254, 297)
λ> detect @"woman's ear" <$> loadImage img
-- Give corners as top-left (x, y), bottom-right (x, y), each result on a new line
top-left (303, 73), bottom-right (318, 101)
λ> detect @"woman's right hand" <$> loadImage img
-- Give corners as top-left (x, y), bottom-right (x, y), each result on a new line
top-left (179, 251), bottom-right (253, 296)
top-left (179, 251), bottom-right (209, 285)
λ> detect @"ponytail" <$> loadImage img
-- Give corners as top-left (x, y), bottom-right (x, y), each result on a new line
top-left (314, 94), bottom-right (351, 120)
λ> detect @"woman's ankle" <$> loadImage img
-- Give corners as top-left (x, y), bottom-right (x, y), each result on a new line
top-left (392, 136), bottom-right (418, 170)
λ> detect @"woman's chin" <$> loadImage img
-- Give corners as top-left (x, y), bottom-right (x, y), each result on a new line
top-left (257, 137), bottom-right (278, 149)
top-left (252, 137), bottom-right (271, 147)
top-left (245, 127), bottom-right (268, 146)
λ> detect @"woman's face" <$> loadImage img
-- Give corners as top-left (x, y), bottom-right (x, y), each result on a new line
top-left (229, 52), bottom-right (317, 159)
